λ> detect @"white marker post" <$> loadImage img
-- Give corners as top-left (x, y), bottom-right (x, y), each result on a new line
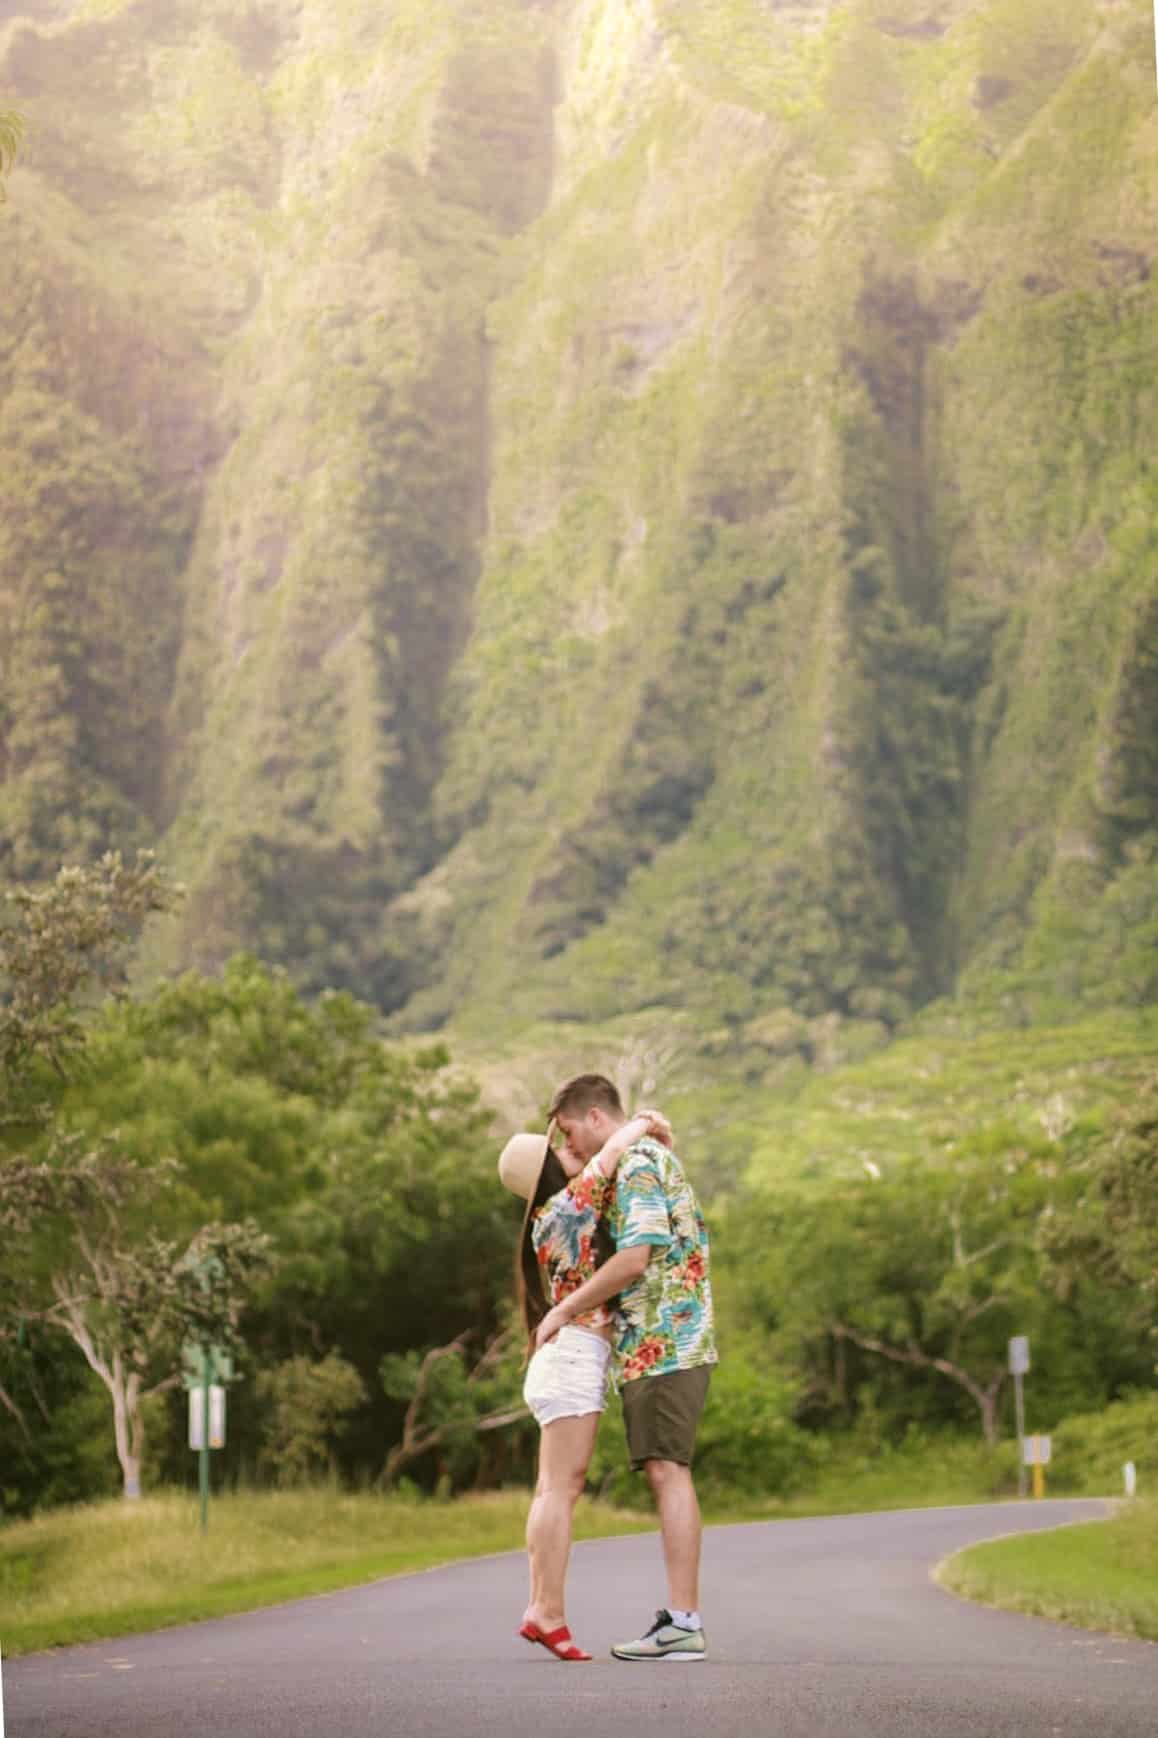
top-left (1124, 1460), bottom-right (1137, 1498)
top-left (1009, 1335), bottom-right (1030, 1497)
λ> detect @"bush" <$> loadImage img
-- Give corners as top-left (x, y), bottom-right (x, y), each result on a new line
top-left (818, 1422), bottom-right (1021, 1504)
top-left (255, 1355), bottom-right (367, 1487)
top-left (588, 1347), bottom-right (817, 1505)
top-left (692, 1357), bottom-right (821, 1497)
top-left (1047, 1392), bottom-right (1158, 1494)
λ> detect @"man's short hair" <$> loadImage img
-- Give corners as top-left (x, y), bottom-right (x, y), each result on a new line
top-left (550, 1073), bottom-right (624, 1122)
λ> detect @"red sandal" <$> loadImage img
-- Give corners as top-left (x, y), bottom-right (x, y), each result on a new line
top-left (519, 1619), bottom-right (593, 1661)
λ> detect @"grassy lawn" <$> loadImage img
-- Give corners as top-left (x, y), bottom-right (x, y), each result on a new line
top-left (937, 1500), bottom-right (1158, 1642)
top-left (0, 1486), bottom-right (654, 1658)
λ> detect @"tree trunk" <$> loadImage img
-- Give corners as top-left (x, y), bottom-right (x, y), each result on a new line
top-left (976, 1373), bottom-right (1005, 1447)
top-left (110, 1355), bottom-right (143, 1499)
top-left (381, 1332), bottom-right (528, 1489)
top-left (978, 1387), bottom-right (998, 1447)
top-left (832, 1330), bottom-right (848, 1416)
top-left (0, 1378), bottom-right (31, 1441)
top-left (54, 1295), bottom-right (146, 1498)
top-left (833, 1322), bottom-right (1006, 1444)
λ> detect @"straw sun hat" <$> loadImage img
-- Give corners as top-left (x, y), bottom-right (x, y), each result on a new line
top-left (498, 1131), bottom-right (552, 1201)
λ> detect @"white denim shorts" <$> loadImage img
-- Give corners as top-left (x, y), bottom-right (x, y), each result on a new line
top-left (523, 1325), bottom-right (612, 1428)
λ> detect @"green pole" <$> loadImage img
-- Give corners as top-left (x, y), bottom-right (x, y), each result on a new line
top-left (199, 1343), bottom-right (210, 1535)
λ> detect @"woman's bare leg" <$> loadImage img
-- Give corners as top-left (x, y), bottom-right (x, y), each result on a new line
top-left (524, 1412), bottom-right (601, 1630)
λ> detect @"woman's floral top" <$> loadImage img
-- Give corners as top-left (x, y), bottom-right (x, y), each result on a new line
top-left (609, 1136), bottom-right (717, 1386)
top-left (531, 1149), bottom-right (618, 1332)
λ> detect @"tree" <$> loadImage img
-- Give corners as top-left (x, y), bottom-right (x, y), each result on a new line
top-left (54, 956), bottom-right (522, 1490)
top-left (0, 853), bottom-right (180, 1475)
top-left (1, 1135), bottom-right (272, 1498)
top-left (284, 1076), bottom-right (523, 1487)
top-left (736, 1137), bottom-right (1068, 1444)
top-left (380, 1322), bottom-right (529, 1489)
top-left (1, 852), bottom-right (175, 1125)
top-left (1042, 1081), bottom-right (1158, 1341)
top-left (255, 1353), bottom-right (367, 1486)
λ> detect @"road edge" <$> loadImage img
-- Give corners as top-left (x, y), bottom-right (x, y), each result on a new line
top-left (928, 1499), bottom-right (1158, 1645)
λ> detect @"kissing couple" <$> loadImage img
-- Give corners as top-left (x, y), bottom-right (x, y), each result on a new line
top-left (498, 1072), bottom-right (717, 1662)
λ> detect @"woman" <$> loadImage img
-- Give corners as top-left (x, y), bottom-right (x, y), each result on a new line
top-left (498, 1108), bottom-right (671, 1661)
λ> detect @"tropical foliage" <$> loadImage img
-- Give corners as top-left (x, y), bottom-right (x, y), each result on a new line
top-left (2, 861), bottom-right (1153, 1516)
top-left (0, 878), bottom-right (525, 1512)
top-left (724, 1096), bottom-right (1157, 1450)
top-left (0, 860), bottom-right (271, 1501)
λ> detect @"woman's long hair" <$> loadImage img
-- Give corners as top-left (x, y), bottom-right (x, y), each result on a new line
top-left (516, 1139), bottom-right (615, 1354)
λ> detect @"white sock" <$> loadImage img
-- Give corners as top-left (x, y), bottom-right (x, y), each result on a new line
top-left (668, 1608), bottom-right (701, 1630)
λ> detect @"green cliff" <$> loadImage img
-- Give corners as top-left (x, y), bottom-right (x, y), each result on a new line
top-left (1, 0), bottom-right (1155, 1049)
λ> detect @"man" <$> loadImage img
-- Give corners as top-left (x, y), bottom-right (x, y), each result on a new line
top-left (534, 1073), bottom-right (717, 1661)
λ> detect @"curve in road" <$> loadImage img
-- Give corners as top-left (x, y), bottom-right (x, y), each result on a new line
top-left (7, 1499), bottom-right (1156, 1738)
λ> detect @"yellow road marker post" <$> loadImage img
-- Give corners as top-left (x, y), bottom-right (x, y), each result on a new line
top-left (1023, 1433), bottom-right (1052, 1498)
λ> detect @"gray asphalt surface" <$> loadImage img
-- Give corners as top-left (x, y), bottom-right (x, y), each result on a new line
top-left (6, 1500), bottom-right (1156, 1738)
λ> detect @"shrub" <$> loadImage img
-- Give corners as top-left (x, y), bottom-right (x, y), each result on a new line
top-left (588, 1346), bottom-right (817, 1505)
top-left (1046, 1392), bottom-right (1158, 1494)
top-left (255, 1354), bottom-right (367, 1487)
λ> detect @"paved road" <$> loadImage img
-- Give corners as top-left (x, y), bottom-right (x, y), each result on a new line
top-left (6, 1500), bottom-right (1156, 1738)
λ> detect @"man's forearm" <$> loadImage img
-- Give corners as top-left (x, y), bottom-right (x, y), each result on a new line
top-left (556, 1248), bottom-right (650, 1322)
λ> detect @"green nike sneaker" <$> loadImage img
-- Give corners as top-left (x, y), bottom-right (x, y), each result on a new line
top-left (611, 1610), bottom-right (707, 1661)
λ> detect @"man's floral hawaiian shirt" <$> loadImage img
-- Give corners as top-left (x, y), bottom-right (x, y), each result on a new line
top-left (610, 1136), bottom-right (717, 1385)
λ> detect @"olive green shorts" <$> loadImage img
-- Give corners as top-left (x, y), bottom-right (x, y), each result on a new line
top-left (621, 1365), bottom-right (712, 1471)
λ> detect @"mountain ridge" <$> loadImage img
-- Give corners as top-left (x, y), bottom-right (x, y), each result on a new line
top-left (1, 0), bottom-right (1154, 1048)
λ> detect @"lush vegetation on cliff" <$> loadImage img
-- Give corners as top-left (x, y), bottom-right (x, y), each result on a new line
top-left (0, 0), bottom-right (1154, 1044)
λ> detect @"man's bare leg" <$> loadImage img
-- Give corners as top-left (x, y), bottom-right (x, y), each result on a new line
top-left (643, 1459), bottom-right (701, 1613)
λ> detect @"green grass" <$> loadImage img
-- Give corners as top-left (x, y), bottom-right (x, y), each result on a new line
top-left (738, 1008), bottom-right (1158, 1186)
top-left (937, 1500), bottom-right (1158, 1641)
top-left (0, 1486), bottom-right (654, 1657)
